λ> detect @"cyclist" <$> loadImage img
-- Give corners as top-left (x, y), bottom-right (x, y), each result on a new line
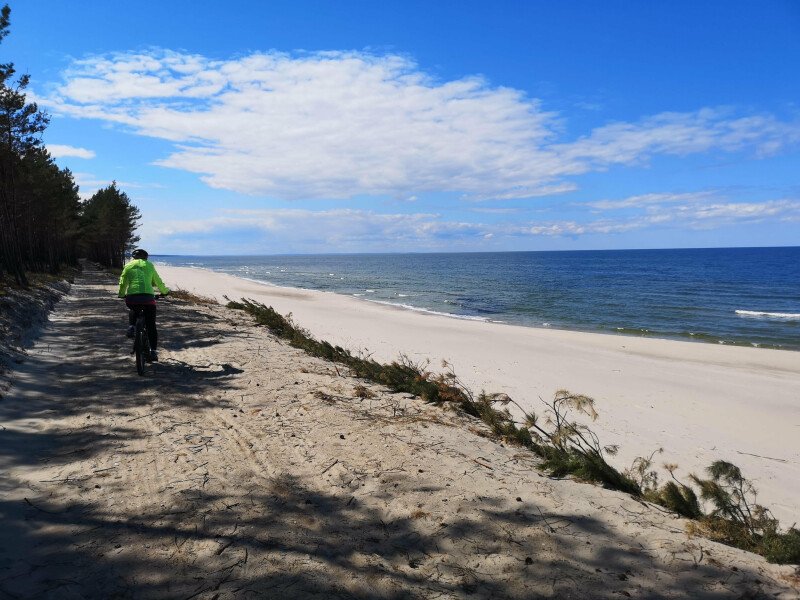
top-left (118, 248), bottom-right (170, 362)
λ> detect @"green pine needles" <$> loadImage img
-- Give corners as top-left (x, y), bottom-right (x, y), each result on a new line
top-left (0, 6), bottom-right (140, 283)
top-left (228, 298), bottom-right (800, 565)
top-left (686, 461), bottom-right (800, 563)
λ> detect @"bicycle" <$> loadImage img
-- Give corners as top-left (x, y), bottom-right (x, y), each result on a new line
top-left (129, 294), bottom-right (166, 376)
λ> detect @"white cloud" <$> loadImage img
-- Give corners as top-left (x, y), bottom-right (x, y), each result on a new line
top-left (469, 207), bottom-right (521, 214)
top-left (523, 219), bottom-right (646, 236)
top-left (555, 109), bottom-right (800, 169)
top-left (140, 196), bottom-right (800, 252)
top-left (522, 198), bottom-right (800, 236)
top-left (679, 200), bottom-right (800, 223)
top-left (586, 191), bottom-right (718, 210)
top-left (47, 144), bottom-right (95, 159)
top-left (72, 172), bottom-right (164, 200)
top-left (40, 49), bottom-right (800, 202)
top-left (146, 207), bottom-right (489, 253)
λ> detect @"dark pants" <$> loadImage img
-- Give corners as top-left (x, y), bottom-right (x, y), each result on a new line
top-left (127, 304), bottom-right (158, 350)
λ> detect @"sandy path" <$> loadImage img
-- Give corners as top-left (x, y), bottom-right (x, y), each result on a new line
top-left (0, 267), bottom-right (798, 598)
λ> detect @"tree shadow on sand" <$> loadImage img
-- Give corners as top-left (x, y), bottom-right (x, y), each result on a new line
top-left (0, 472), bottom-right (780, 599)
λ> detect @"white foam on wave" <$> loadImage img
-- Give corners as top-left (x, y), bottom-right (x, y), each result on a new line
top-left (736, 310), bottom-right (800, 321)
top-left (365, 298), bottom-right (491, 322)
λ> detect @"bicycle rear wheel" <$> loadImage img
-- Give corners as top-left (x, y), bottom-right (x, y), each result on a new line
top-left (134, 321), bottom-right (146, 376)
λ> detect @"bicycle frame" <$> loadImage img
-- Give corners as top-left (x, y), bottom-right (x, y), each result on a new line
top-left (131, 306), bottom-right (151, 376)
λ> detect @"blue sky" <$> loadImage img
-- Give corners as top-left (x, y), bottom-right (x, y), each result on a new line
top-left (6, 1), bottom-right (800, 253)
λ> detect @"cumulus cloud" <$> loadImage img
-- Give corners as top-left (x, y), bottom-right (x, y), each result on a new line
top-left (48, 144), bottom-right (95, 159)
top-left (40, 49), bottom-right (800, 201)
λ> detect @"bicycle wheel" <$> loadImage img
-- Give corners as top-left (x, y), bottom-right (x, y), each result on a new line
top-left (134, 320), bottom-right (146, 376)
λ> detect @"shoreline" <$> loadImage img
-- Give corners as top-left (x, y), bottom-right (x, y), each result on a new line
top-left (158, 264), bottom-right (800, 524)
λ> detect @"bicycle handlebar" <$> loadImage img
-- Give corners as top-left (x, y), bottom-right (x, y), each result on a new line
top-left (120, 293), bottom-right (170, 300)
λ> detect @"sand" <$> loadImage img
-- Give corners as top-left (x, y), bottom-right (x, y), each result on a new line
top-left (158, 265), bottom-right (800, 525)
top-left (1, 265), bottom-right (798, 598)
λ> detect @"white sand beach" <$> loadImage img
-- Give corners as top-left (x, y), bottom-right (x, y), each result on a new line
top-left (159, 265), bottom-right (800, 524)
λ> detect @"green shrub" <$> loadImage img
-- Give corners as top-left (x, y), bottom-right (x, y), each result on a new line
top-left (761, 527), bottom-right (800, 564)
top-left (651, 481), bottom-right (703, 519)
top-left (686, 461), bottom-right (800, 564)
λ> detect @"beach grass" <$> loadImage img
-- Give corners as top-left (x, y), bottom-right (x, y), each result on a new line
top-left (169, 288), bottom-right (219, 305)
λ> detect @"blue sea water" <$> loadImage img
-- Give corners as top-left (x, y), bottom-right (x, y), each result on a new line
top-left (155, 247), bottom-right (800, 350)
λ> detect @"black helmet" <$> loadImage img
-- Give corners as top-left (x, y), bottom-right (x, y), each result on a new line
top-left (132, 248), bottom-right (148, 259)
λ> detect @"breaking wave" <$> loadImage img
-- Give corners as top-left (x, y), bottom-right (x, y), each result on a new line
top-left (735, 310), bottom-right (800, 321)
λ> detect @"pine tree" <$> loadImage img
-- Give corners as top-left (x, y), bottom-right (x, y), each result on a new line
top-left (81, 182), bottom-right (141, 268)
top-left (0, 4), bottom-right (140, 282)
top-left (0, 4), bottom-right (62, 284)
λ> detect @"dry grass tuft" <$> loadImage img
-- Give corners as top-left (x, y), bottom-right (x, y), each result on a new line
top-left (169, 288), bottom-right (219, 305)
top-left (353, 384), bottom-right (376, 399)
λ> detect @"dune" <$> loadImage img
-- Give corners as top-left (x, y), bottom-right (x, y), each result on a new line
top-left (159, 264), bottom-right (800, 525)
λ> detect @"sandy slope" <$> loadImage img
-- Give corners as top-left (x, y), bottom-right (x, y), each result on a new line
top-left (0, 266), bottom-right (798, 599)
top-left (157, 265), bottom-right (800, 525)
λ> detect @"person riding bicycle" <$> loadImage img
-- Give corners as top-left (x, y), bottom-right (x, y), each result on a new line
top-left (118, 249), bottom-right (170, 362)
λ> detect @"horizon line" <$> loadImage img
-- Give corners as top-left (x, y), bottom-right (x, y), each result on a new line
top-left (148, 244), bottom-right (800, 258)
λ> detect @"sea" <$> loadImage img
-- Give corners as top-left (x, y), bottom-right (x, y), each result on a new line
top-left (155, 247), bottom-right (800, 351)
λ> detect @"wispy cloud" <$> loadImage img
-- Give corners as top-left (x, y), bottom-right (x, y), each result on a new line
top-left (586, 191), bottom-right (718, 210)
top-left (523, 198), bottom-right (800, 236)
top-left (72, 172), bottom-right (164, 199)
top-left (141, 196), bottom-right (800, 252)
top-left (40, 49), bottom-right (800, 202)
top-left (147, 208), bottom-right (489, 253)
top-left (159, 208), bottom-right (486, 239)
top-left (48, 144), bottom-right (95, 159)
top-left (677, 200), bottom-right (800, 223)
top-left (469, 207), bottom-right (522, 214)
top-left (555, 109), bottom-right (800, 169)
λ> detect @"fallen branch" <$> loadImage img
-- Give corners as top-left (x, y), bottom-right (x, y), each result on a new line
top-left (471, 458), bottom-right (493, 470)
top-left (321, 459), bottom-right (339, 474)
top-left (735, 450), bottom-right (787, 463)
top-left (24, 497), bottom-right (66, 515)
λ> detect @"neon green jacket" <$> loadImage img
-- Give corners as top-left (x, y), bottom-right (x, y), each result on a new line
top-left (118, 259), bottom-right (170, 297)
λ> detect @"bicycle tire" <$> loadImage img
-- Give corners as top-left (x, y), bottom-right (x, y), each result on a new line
top-left (134, 317), bottom-right (146, 376)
